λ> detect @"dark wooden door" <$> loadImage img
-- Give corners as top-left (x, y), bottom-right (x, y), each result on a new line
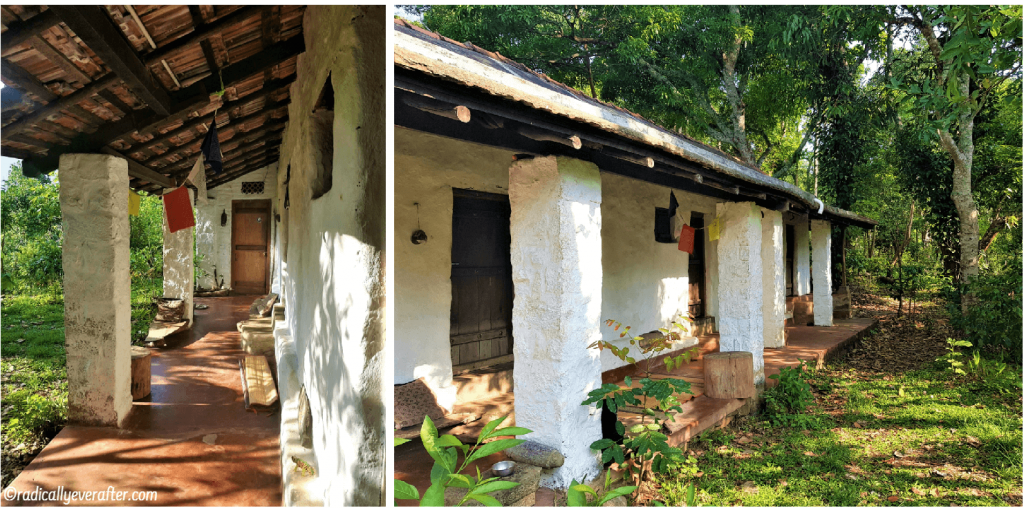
top-left (232, 200), bottom-right (271, 295)
top-left (688, 213), bottom-right (706, 318)
top-left (450, 189), bottom-right (514, 372)
top-left (785, 224), bottom-right (795, 296)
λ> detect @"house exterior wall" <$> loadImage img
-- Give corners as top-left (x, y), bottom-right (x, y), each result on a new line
top-left (394, 127), bottom-right (516, 409)
top-left (599, 173), bottom-right (721, 371)
top-left (194, 165), bottom-right (278, 291)
top-left (271, 6), bottom-right (385, 505)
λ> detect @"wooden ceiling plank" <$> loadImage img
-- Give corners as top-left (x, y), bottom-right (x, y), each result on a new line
top-left (99, 146), bottom-right (176, 188)
top-left (1, 9), bottom-right (59, 49)
top-left (156, 121), bottom-right (285, 171)
top-left (2, 74), bottom-right (119, 137)
top-left (0, 58), bottom-right (58, 102)
top-left (96, 88), bottom-right (133, 117)
top-left (208, 154), bottom-right (281, 188)
top-left (132, 95), bottom-right (289, 159)
top-left (143, 6), bottom-right (269, 66)
top-left (164, 128), bottom-right (284, 174)
top-left (11, 27), bottom-right (302, 175)
top-left (50, 5), bottom-right (173, 116)
top-left (29, 34), bottom-right (90, 84)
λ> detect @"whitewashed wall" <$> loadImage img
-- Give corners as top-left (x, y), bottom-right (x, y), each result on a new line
top-left (272, 6), bottom-right (385, 505)
top-left (599, 173), bottom-right (721, 371)
top-left (195, 164), bottom-right (278, 291)
top-left (394, 127), bottom-right (516, 410)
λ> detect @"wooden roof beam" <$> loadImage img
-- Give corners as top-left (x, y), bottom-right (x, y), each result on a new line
top-left (168, 132), bottom-right (284, 178)
top-left (128, 81), bottom-right (293, 157)
top-left (1, 57), bottom-right (58, 103)
top-left (12, 34), bottom-right (303, 176)
top-left (151, 119), bottom-right (286, 171)
top-left (28, 34), bottom-right (89, 84)
top-left (1, 9), bottom-right (60, 49)
top-left (143, 6), bottom-right (270, 66)
top-left (50, 6), bottom-right (173, 116)
top-left (207, 152), bottom-right (281, 188)
top-left (99, 146), bottom-right (176, 188)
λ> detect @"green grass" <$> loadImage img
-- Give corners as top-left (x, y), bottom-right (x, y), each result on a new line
top-left (657, 363), bottom-right (1023, 506)
top-left (1, 278), bottom-right (162, 487)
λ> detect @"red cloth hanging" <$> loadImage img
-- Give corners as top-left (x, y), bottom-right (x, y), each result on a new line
top-left (678, 224), bottom-right (695, 254)
top-left (162, 186), bottom-right (195, 233)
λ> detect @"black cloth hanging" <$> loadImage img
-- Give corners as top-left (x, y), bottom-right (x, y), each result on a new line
top-left (200, 121), bottom-right (224, 174)
top-left (654, 191), bottom-right (679, 243)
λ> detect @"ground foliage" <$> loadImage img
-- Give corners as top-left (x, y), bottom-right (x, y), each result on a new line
top-left (656, 283), bottom-right (1023, 507)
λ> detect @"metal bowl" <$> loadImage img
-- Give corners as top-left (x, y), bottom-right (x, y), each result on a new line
top-left (491, 461), bottom-right (515, 477)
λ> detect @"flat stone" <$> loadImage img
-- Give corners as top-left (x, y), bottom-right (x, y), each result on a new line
top-left (504, 441), bottom-right (565, 468)
top-left (444, 463), bottom-right (542, 507)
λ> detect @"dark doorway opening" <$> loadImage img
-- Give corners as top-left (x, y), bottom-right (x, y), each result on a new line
top-left (449, 189), bottom-right (514, 373)
top-left (688, 212), bottom-right (706, 319)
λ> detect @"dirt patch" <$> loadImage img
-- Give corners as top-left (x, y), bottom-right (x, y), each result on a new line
top-left (844, 285), bottom-right (952, 372)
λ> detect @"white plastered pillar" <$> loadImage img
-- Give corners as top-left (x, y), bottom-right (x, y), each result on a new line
top-left (59, 154), bottom-right (133, 426)
top-left (812, 219), bottom-right (833, 326)
top-left (509, 155), bottom-right (603, 488)
top-left (715, 201), bottom-right (765, 386)
top-left (761, 208), bottom-right (786, 348)
top-left (163, 188), bottom-right (195, 324)
top-left (794, 218), bottom-right (811, 296)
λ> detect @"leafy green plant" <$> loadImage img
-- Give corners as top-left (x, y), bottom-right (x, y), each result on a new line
top-left (938, 338), bottom-right (973, 376)
top-left (764, 360), bottom-right (819, 429)
top-left (565, 470), bottom-right (637, 507)
top-left (582, 318), bottom-right (695, 494)
top-left (394, 415), bottom-right (531, 506)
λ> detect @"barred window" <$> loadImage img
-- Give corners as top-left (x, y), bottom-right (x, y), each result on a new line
top-left (241, 181), bottom-right (264, 195)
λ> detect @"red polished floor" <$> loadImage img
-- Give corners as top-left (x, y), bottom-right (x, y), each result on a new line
top-left (5, 296), bottom-right (282, 506)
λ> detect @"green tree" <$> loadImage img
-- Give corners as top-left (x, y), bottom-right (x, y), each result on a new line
top-left (886, 5), bottom-right (1022, 311)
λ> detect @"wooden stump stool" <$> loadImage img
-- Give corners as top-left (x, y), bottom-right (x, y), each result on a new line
top-left (131, 346), bottom-right (152, 400)
top-left (704, 351), bottom-right (755, 399)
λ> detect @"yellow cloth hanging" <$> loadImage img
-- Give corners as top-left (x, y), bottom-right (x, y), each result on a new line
top-left (708, 216), bottom-right (721, 241)
top-left (128, 190), bottom-right (141, 216)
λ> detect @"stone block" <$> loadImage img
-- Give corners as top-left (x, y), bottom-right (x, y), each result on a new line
top-left (505, 441), bottom-right (565, 468)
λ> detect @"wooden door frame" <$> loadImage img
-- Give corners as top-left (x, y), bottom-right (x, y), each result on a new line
top-left (231, 199), bottom-right (271, 294)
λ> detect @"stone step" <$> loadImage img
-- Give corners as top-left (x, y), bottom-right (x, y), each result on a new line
top-left (452, 362), bottom-right (514, 405)
top-left (237, 318), bottom-right (273, 333)
top-left (241, 328), bottom-right (275, 355)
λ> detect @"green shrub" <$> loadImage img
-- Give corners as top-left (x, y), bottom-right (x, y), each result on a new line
top-left (952, 270), bottom-right (1023, 361)
top-left (764, 360), bottom-right (822, 429)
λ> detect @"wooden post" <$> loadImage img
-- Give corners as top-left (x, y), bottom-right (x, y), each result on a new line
top-left (704, 351), bottom-right (755, 399)
top-left (131, 346), bottom-right (152, 400)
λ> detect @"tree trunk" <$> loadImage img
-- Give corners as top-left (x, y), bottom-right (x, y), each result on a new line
top-left (936, 78), bottom-right (979, 314)
top-left (721, 5), bottom-right (755, 165)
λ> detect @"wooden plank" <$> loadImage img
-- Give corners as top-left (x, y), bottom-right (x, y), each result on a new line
top-left (49, 5), bottom-right (173, 116)
top-left (145, 320), bottom-right (188, 341)
top-left (132, 93), bottom-right (289, 158)
top-left (143, 6), bottom-right (268, 65)
top-left (242, 355), bottom-right (278, 407)
top-left (29, 34), bottom-right (89, 84)
top-left (98, 146), bottom-right (176, 188)
top-left (205, 160), bottom-right (278, 191)
top-left (1, 9), bottom-right (60, 50)
top-left (2, 74), bottom-right (119, 137)
top-left (95, 88), bottom-right (133, 117)
top-left (450, 328), bottom-right (507, 346)
top-left (0, 57), bottom-right (58, 102)
top-left (150, 117), bottom-right (286, 169)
